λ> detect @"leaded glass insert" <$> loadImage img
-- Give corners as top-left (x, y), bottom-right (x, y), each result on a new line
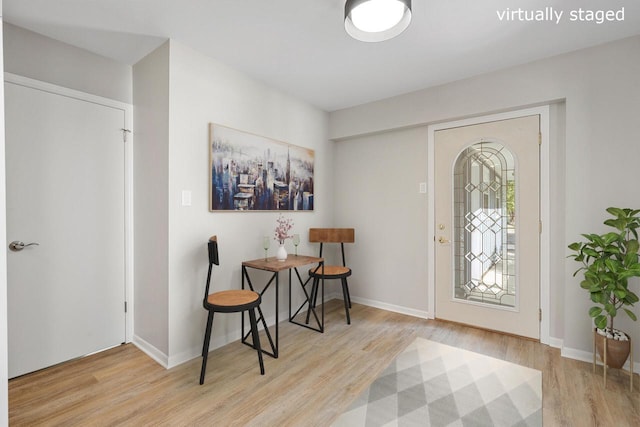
top-left (453, 141), bottom-right (516, 307)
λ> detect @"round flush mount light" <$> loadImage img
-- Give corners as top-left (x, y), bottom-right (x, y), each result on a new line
top-left (344, 0), bottom-right (412, 42)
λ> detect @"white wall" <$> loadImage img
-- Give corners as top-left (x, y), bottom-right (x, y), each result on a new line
top-left (329, 35), bottom-right (640, 361)
top-left (132, 41), bottom-right (171, 357)
top-left (133, 40), bottom-right (331, 366)
top-left (333, 127), bottom-right (428, 317)
top-left (2, 23), bottom-right (132, 104)
top-left (548, 102), bottom-right (566, 343)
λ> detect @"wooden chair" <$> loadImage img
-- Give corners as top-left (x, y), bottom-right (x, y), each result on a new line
top-left (199, 236), bottom-right (264, 385)
top-left (307, 228), bottom-right (355, 325)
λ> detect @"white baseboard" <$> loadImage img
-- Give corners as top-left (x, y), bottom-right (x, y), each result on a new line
top-left (561, 345), bottom-right (592, 364)
top-left (561, 342), bottom-right (640, 373)
top-left (349, 295), bottom-right (429, 319)
top-left (547, 336), bottom-right (563, 349)
top-left (544, 336), bottom-right (640, 373)
top-left (132, 335), bottom-right (169, 369)
top-left (167, 331), bottom-right (235, 369)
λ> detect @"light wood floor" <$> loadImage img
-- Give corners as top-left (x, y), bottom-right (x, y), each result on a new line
top-left (9, 300), bottom-right (640, 426)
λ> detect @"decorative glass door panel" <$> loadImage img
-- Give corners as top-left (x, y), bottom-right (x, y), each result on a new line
top-left (454, 142), bottom-right (515, 307)
top-left (434, 115), bottom-right (540, 339)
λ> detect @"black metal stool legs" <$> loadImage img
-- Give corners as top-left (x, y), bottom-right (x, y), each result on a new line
top-left (344, 279), bottom-right (352, 308)
top-left (200, 307), bottom-right (264, 384)
top-left (248, 307), bottom-right (265, 375)
top-left (305, 276), bottom-right (350, 325)
top-left (305, 277), bottom-right (320, 324)
top-left (200, 311), bottom-right (215, 385)
top-left (341, 278), bottom-right (351, 324)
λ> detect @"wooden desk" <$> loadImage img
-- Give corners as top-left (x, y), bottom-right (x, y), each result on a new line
top-left (241, 255), bottom-right (324, 358)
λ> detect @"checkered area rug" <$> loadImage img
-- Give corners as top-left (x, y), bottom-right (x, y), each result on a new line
top-left (333, 338), bottom-right (542, 427)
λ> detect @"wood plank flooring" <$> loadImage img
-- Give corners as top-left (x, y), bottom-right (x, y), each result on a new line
top-left (9, 300), bottom-right (640, 426)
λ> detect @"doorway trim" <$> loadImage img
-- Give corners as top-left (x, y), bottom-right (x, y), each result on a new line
top-left (4, 72), bottom-right (134, 343)
top-left (427, 106), bottom-right (550, 344)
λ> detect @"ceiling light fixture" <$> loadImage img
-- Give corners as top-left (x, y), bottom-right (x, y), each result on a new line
top-left (344, 0), bottom-right (412, 42)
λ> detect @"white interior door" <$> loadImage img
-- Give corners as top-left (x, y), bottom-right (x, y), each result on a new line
top-left (434, 115), bottom-right (540, 339)
top-left (5, 80), bottom-right (126, 378)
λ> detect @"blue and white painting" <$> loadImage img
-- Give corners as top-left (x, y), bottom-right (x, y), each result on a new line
top-left (210, 124), bottom-right (314, 211)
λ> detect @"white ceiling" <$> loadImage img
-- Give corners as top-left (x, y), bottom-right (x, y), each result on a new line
top-left (4, 0), bottom-right (640, 111)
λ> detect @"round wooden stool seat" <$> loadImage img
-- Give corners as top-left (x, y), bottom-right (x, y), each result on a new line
top-left (309, 265), bottom-right (351, 278)
top-left (207, 289), bottom-right (260, 310)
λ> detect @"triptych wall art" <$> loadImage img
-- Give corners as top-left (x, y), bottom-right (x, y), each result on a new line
top-left (209, 124), bottom-right (315, 211)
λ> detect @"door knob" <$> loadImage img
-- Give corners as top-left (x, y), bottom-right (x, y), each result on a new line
top-left (438, 236), bottom-right (450, 244)
top-left (8, 241), bottom-right (40, 252)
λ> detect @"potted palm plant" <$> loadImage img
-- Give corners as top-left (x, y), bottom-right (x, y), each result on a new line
top-left (568, 207), bottom-right (640, 369)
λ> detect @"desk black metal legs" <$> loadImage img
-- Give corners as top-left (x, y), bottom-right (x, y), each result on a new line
top-left (241, 265), bottom-right (278, 358)
top-left (240, 255), bottom-right (324, 358)
top-left (289, 262), bottom-right (325, 333)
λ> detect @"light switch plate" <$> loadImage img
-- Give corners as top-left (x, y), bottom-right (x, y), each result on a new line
top-left (181, 190), bottom-right (192, 206)
top-left (419, 182), bottom-right (427, 194)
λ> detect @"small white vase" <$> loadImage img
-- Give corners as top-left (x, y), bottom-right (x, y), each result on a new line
top-left (276, 243), bottom-right (287, 262)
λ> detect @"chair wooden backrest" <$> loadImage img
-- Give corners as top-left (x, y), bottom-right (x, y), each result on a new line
top-left (309, 228), bottom-right (355, 267)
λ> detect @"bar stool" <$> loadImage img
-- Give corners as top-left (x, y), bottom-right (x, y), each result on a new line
top-left (200, 236), bottom-right (265, 385)
top-left (307, 228), bottom-right (355, 325)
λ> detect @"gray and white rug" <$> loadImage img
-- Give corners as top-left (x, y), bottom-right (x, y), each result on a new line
top-left (334, 338), bottom-right (542, 426)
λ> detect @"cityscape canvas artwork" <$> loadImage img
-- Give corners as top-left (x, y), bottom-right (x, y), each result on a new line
top-left (210, 124), bottom-right (315, 211)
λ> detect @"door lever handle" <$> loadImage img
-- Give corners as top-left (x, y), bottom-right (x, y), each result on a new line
top-left (8, 241), bottom-right (40, 252)
top-left (438, 236), bottom-right (450, 244)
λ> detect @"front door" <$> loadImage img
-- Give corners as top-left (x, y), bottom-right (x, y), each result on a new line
top-left (5, 79), bottom-right (127, 378)
top-left (434, 115), bottom-right (540, 339)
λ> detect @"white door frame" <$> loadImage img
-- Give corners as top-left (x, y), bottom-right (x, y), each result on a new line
top-left (4, 72), bottom-right (134, 343)
top-left (427, 106), bottom-right (550, 344)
